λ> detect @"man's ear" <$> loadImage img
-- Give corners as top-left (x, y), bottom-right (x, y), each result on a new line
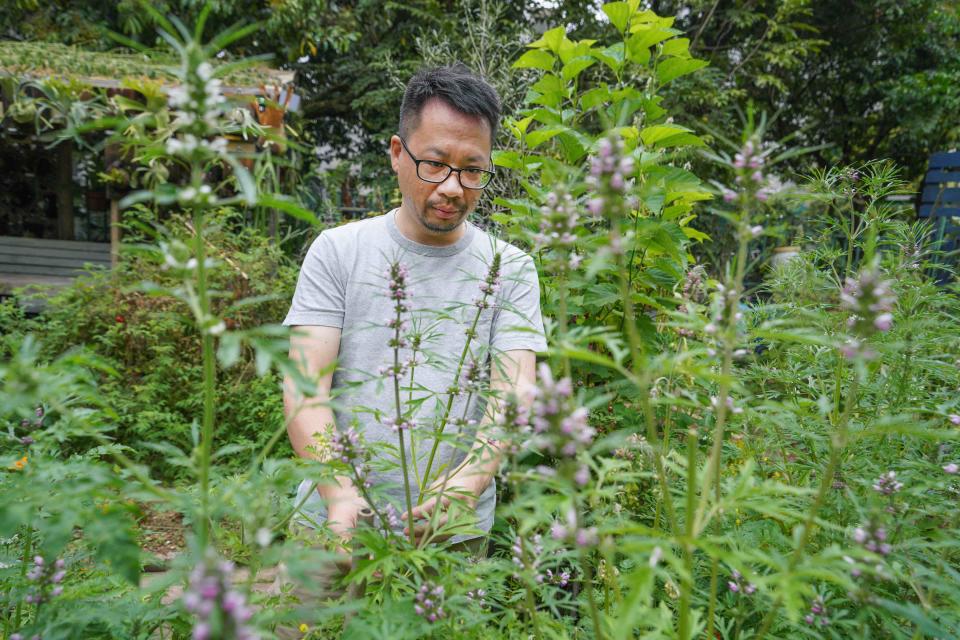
top-left (389, 135), bottom-right (402, 173)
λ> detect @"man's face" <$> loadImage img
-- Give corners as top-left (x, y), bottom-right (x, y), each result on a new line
top-left (390, 98), bottom-right (492, 244)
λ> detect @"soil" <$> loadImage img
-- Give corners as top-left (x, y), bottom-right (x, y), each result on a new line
top-left (137, 503), bottom-right (186, 570)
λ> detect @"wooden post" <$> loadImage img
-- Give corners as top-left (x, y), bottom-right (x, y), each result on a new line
top-left (55, 143), bottom-right (74, 240)
top-left (110, 197), bottom-right (120, 267)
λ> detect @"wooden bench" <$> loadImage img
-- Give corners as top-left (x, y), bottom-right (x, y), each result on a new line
top-left (0, 235), bottom-right (111, 308)
top-left (919, 151), bottom-right (960, 281)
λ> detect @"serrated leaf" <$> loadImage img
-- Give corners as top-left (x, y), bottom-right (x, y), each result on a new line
top-left (592, 43), bottom-right (625, 74)
top-left (531, 73), bottom-right (564, 95)
top-left (602, 2), bottom-right (631, 32)
top-left (656, 57), bottom-right (709, 85)
top-left (528, 26), bottom-right (567, 54)
top-left (561, 56), bottom-right (596, 81)
top-left (627, 27), bottom-right (674, 64)
top-left (513, 48), bottom-right (555, 71)
top-left (661, 37), bottom-right (690, 57)
top-left (526, 125), bottom-right (566, 149)
top-left (492, 150), bottom-right (523, 170)
top-left (580, 86), bottom-right (611, 111)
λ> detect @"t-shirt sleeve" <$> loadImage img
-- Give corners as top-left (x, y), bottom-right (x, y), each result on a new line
top-left (283, 231), bottom-right (346, 328)
top-left (490, 252), bottom-right (548, 353)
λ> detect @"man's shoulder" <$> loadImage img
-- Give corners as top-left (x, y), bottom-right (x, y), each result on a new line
top-left (320, 213), bottom-right (389, 242)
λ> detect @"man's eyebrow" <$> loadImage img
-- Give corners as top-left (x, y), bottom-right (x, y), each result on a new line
top-left (423, 146), bottom-right (486, 164)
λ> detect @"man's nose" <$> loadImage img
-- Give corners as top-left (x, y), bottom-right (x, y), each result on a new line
top-left (435, 169), bottom-right (464, 199)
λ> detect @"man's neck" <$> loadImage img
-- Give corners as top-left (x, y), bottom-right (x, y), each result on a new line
top-left (395, 205), bottom-right (466, 247)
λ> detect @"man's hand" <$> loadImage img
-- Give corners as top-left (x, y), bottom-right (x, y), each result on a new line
top-left (321, 482), bottom-right (368, 572)
top-left (401, 474), bottom-right (482, 545)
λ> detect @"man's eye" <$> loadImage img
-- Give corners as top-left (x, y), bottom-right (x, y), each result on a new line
top-left (463, 168), bottom-right (485, 175)
top-left (424, 161), bottom-right (447, 169)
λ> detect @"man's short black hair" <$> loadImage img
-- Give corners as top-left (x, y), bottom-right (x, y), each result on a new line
top-left (399, 63), bottom-right (501, 145)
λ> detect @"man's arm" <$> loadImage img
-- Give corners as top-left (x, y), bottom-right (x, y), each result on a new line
top-left (284, 325), bottom-right (366, 540)
top-left (403, 348), bottom-right (537, 541)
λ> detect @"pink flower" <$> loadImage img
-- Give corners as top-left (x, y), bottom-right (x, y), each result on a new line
top-left (944, 463), bottom-right (959, 474)
top-left (949, 414), bottom-right (960, 425)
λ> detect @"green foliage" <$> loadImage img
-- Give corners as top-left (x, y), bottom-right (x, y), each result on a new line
top-left (20, 207), bottom-right (297, 481)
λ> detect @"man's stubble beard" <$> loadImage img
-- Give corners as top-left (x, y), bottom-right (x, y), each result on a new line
top-left (416, 201), bottom-right (469, 234)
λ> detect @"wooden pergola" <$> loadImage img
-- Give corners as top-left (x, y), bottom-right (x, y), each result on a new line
top-left (0, 41), bottom-right (296, 297)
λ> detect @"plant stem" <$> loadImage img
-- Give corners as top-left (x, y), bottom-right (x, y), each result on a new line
top-left (573, 494), bottom-right (605, 640)
top-left (392, 309), bottom-right (416, 545)
top-left (193, 185), bottom-right (217, 549)
top-left (677, 427), bottom-right (698, 640)
top-left (418, 303), bottom-right (484, 497)
top-left (754, 373), bottom-right (860, 640)
top-left (13, 526), bottom-right (32, 630)
top-left (699, 212), bottom-right (750, 640)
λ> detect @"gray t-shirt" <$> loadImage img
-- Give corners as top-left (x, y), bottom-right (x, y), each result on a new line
top-left (283, 209), bottom-right (546, 541)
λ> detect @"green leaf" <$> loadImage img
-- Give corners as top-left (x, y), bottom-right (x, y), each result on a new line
top-left (580, 86), bottom-right (611, 111)
top-left (561, 56), bottom-right (596, 81)
top-left (627, 27), bottom-right (674, 64)
top-left (592, 43), bottom-right (625, 74)
top-left (661, 37), bottom-right (690, 57)
top-left (531, 73), bottom-right (564, 95)
top-left (528, 26), bottom-right (567, 54)
top-left (217, 332), bottom-right (242, 368)
top-left (259, 193), bottom-right (319, 225)
top-left (602, 2), bottom-right (632, 33)
top-left (526, 125), bottom-right (566, 148)
top-left (682, 226), bottom-right (711, 243)
top-left (639, 124), bottom-right (703, 148)
top-left (583, 283), bottom-right (621, 307)
top-left (513, 48), bottom-right (555, 71)
top-left (492, 150), bottom-right (523, 170)
top-left (656, 57), bottom-right (709, 85)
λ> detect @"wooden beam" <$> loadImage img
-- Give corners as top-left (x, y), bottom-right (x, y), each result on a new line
top-left (55, 142), bottom-right (74, 240)
top-left (110, 198), bottom-right (120, 267)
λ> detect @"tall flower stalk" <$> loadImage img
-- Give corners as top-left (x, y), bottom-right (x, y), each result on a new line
top-left (418, 254), bottom-right (502, 499)
top-left (385, 261), bottom-right (417, 543)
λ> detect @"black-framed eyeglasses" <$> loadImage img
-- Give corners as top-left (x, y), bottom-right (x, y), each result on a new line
top-left (398, 136), bottom-right (495, 190)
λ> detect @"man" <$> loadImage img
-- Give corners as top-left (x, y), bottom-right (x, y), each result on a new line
top-left (282, 63), bottom-right (545, 558)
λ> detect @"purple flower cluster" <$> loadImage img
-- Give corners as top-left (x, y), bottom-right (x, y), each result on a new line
top-left (381, 416), bottom-right (416, 433)
top-left (511, 534), bottom-right (544, 581)
top-left (465, 586), bottom-right (487, 607)
top-left (804, 596), bottom-right (829, 627)
top-left (872, 471), bottom-right (903, 496)
top-left (551, 508), bottom-right (598, 548)
top-left (586, 137), bottom-right (635, 217)
top-left (731, 138), bottom-right (775, 201)
top-left (182, 554), bottom-right (257, 640)
top-left (545, 568), bottom-right (571, 587)
top-left (413, 581), bottom-right (446, 623)
top-left (382, 503), bottom-right (402, 530)
top-left (24, 555), bottom-right (66, 604)
top-left (853, 521), bottom-right (892, 556)
top-left (458, 358), bottom-right (488, 396)
top-left (840, 265), bottom-right (896, 334)
top-left (533, 190), bottom-right (581, 269)
top-left (710, 395), bottom-right (744, 415)
top-left (473, 253), bottom-right (502, 310)
top-left (727, 569), bottom-right (756, 595)
top-left (530, 364), bottom-right (595, 459)
top-left (386, 262), bottom-right (411, 310)
top-left (329, 427), bottom-right (371, 488)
